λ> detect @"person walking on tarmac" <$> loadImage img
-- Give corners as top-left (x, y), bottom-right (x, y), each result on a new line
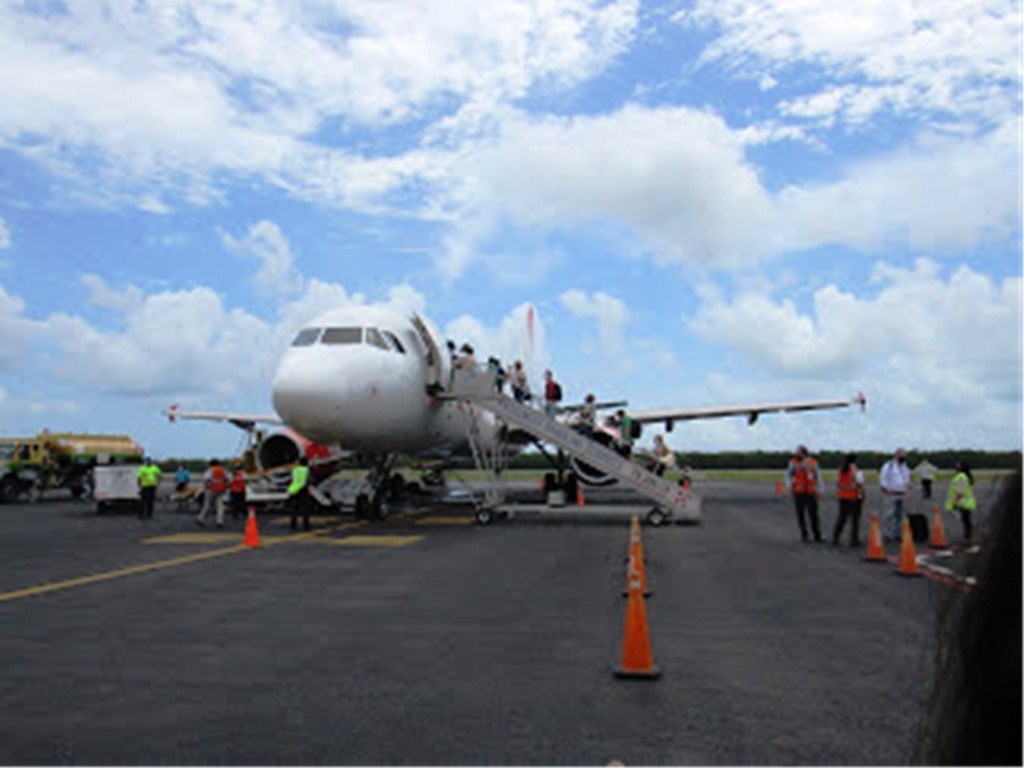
top-left (786, 445), bottom-right (823, 542)
top-left (136, 458), bottom-right (162, 519)
top-left (229, 462), bottom-right (247, 520)
top-left (880, 447), bottom-right (912, 541)
top-left (831, 453), bottom-right (865, 547)
top-left (288, 456), bottom-right (312, 532)
top-left (174, 464), bottom-right (190, 493)
top-left (196, 458), bottom-right (227, 528)
top-left (945, 460), bottom-right (977, 546)
top-left (916, 457), bottom-right (937, 499)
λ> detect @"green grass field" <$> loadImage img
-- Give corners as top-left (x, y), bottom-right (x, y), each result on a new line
top-left (395, 467), bottom-right (1014, 485)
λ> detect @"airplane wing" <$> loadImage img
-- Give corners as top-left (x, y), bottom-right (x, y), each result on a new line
top-left (627, 392), bottom-right (866, 430)
top-left (557, 399), bottom-right (629, 414)
top-left (164, 403), bottom-right (283, 431)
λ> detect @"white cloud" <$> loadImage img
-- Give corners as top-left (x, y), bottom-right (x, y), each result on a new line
top-left (43, 285), bottom-right (274, 397)
top-left (462, 105), bottom-right (774, 272)
top-left (774, 123), bottom-right (1021, 254)
top-left (220, 220), bottom-right (303, 298)
top-left (560, 289), bottom-right (630, 357)
top-left (680, 0), bottom-right (1020, 132)
top-left (0, 216), bottom-right (9, 249)
top-left (0, 284), bottom-right (34, 371)
top-left (82, 273), bottom-right (145, 313)
top-left (447, 104), bottom-right (1019, 276)
top-left (0, 1), bottom-right (639, 210)
top-left (689, 258), bottom-right (1022, 446)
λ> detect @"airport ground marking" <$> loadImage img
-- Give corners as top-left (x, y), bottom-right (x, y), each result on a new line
top-left (413, 516), bottom-right (475, 526)
top-left (0, 545), bottom-right (250, 604)
top-left (0, 520), bottom-right (372, 604)
top-left (327, 535), bottom-right (424, 547)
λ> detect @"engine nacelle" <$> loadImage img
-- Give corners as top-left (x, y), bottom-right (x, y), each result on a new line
top-left (256, 429), bottom-right (339, 474)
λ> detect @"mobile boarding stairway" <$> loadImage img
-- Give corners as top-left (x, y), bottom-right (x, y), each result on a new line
top-left (446, 370), bottom-right (702, 526)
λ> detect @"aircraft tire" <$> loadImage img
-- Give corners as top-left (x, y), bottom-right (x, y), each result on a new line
top-left (354, 493), bottom-right (370, 519)
top-left (646, 507), bottom-right (669, 527)
top-left (475, 508), bottom-right (494, 526)
top-left (0, 475), bottom-right (20, 503)
top-left (387, 473), bottom-right (405, 502)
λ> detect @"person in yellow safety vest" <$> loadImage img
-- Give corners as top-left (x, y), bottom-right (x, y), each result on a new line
top-left (136, 458), bottom-right (162, 520)
top-left (288, 456), bottom-right (311, 532)
top-left (229, 462), bottom-right (247, 520)
top-left (786, 444), bottom-right (823, 542)
top-left (944, 460), bottom-right (977, 545)
top-left (831, 452), bottom-right (865, 547)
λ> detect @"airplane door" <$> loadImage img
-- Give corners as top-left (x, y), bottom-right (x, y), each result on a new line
top-left (410, 313), bottom-right (443, 391)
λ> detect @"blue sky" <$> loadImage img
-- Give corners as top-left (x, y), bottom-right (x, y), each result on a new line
top-left (0, 0), bottom-right (1020, 460)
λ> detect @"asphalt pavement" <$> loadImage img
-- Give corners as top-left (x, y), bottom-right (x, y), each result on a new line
top-left (0, 478), bottom-right (998, 765)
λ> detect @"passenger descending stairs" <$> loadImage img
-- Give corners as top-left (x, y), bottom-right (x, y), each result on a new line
top-left (447, 370), bottom-right (702, 525)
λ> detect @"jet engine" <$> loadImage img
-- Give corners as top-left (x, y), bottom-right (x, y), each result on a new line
top-left (256, 429), bottom-right (340, 473)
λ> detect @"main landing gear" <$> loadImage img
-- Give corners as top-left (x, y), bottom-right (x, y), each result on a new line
top-left (352, 456), bottom-right (415, 520)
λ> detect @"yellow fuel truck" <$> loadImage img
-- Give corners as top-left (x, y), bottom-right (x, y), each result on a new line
top-left (0, 431), bottom-right (144, 502)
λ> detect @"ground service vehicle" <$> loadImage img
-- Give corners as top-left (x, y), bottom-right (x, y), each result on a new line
top-left (92, 465), bottom-right (142, 513)
top-left (0, 431), bottom-right (144, 503)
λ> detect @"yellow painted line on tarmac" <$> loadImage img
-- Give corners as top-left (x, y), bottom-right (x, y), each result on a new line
top-left (327, 535), bottom-right (424, 547)
top-left (144, 533), bottom-right (249, 545)
top-left (269, 515), bottom-right (352, 528)
top-left (413, 516), bottom-right (475, 526)
top-left (0, 520), bottom-right (373, 604)
top-left (0, 545), bottom-right (250, 604)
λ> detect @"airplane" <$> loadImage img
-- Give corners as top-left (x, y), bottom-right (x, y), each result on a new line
top-left (167, 303), bottom-right (866, 518)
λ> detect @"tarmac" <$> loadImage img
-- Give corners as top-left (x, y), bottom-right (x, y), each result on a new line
top-left (0, 477), bottom-right (1002, 766)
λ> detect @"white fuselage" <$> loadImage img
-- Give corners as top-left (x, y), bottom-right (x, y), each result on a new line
top-left (271, 306), bottom-right (501, 457)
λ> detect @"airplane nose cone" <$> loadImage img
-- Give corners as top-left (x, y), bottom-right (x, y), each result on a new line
top-left (271, 353), bottom-right (327, 437)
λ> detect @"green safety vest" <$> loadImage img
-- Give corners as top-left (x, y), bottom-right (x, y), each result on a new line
top-left (288, 465), bottom-right (310, 496)
top-left (944, 471), bottom-right (977, 512)
top-left (137, 464), bottom-right (162, 488)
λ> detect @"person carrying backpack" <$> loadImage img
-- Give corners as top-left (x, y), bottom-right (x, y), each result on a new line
top-left (543, 369), bottom-right (562, 418)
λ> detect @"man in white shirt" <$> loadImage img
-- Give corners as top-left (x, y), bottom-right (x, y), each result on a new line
top-left (915, 459), bottom-right (937, 499)
top-left (880, 448), bottom-right (913, 540)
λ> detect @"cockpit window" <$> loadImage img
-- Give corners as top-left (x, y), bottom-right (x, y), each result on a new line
top-left (382, 330), bottom-right (406, 354)
top-left (321, 327), bottom-right (363, 345)
top-left (365, 327), bottom-right (389, 351)
top-left (291, 327), bottom-right (321, 347)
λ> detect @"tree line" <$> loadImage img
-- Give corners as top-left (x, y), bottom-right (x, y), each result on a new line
top-left (160, 448), bottom-right (1021, 473)
top-left (506, 448), bottom-right (1023, 471)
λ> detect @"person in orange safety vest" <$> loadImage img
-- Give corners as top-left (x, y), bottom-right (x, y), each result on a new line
top-left (196, 458), bottom-right (228, 528)
top-left (229, 462), bottom-right (247, 520)
top-left (786, 444), bottom-right (823, 542)
top-left (831, 453), bottom-right (865, 547)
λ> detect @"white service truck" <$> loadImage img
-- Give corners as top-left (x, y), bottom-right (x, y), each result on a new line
top-left (92, 465), bottom-right (140, 513)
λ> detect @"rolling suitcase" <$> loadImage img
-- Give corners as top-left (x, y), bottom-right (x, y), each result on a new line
top-left (908, 513), bottom-right (929, 544)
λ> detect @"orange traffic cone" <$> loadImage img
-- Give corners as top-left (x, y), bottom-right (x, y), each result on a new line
top-left (775, 480), bottom-right (785, 497)
top-left (863, 513), bottom-right (886, 562)
top-left (614, 554), bottom-right (661, 679)
top-left (930, 505), bottom-right (949, 549)
top-left (896, 518), bottom-right (921, 577)
top-left (623, 528), bottom-right (651, 598)
top-left (243, 507), bottom-right (261, 548)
